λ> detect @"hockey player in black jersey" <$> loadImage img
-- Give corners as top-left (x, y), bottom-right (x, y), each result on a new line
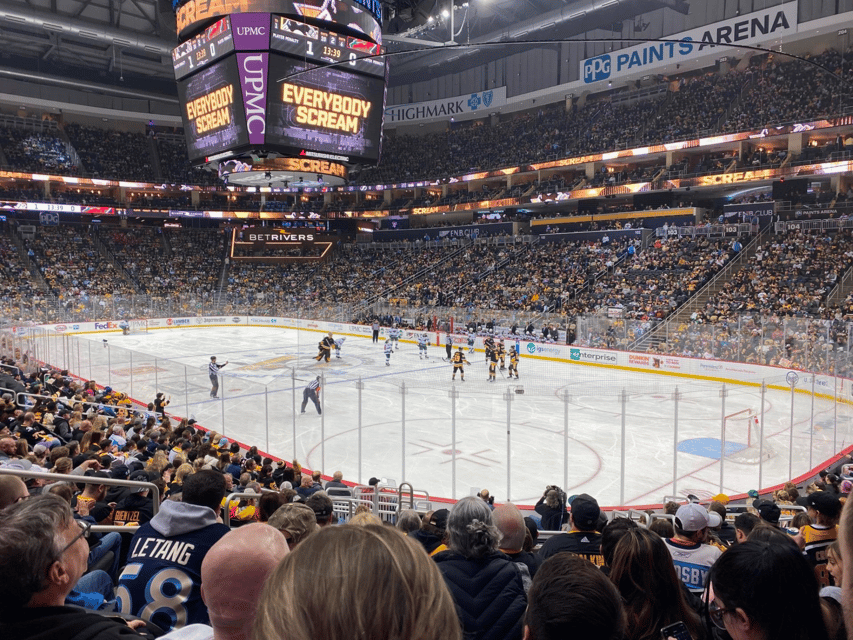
top-left (451, 347), bottom-right (470, 381)
top-left (496, 341), bottom-right (506, 370)
top-left (487, 348), bottom-right (498, 382)
top-left (508, 346), bottom-right (519, 379)
top-left (484, 336), bottom-right (495, 362)
top-left (315, 333), bottom-right (334, 362)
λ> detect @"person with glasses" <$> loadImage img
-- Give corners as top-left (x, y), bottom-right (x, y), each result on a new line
top-left (0, 493), bottom-right (147, 639)
top-left (706, 540), bottom-right (828, 640)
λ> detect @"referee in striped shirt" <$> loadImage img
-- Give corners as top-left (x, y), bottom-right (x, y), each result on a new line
top-left (209, 356), bottom-right (228, 398)
top-left (301, 376), bottom-right (322, 415)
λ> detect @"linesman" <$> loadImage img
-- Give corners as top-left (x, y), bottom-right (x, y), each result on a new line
top-left (451, 346), bottom-right (470, 382)
top-left (508, 346), bottom-right (519, 379)
top-left (209, 356), bottom-right (228, 398)
top-left (301, 376), bottom-right (322, 414)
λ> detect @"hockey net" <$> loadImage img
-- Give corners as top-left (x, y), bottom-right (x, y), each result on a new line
top-left (724, 409), bottom-right (774, 463)
top-left (126, 319), bottom-right (149, 334)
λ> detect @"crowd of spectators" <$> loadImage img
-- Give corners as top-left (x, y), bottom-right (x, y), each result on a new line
top-left (0, 126), bottom-right (75, 175)
top-left (64, 124), bottom-right (158, 183)
top-left (0, 344), bottom-right (849, 640)
top-left (22, 226), bottom-right (136, 299)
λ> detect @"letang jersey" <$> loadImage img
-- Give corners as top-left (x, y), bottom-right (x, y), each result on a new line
top-left (117, 501), bottom-right (229, 632)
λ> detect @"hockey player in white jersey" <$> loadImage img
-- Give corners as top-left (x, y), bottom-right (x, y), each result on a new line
top-left (388, 325), bottom-right (401, 350)
top-left (334, 336), bottom-right (346, 358)
top-left (384, 338), bottom-right (393, 366)
top-left (417, 333), bottom-right (429, 360)
top-left (467, 332), bottom-right (476, 354)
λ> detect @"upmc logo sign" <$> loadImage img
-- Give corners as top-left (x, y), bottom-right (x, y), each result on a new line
top-left (583, 54), bottom-right (611, 83)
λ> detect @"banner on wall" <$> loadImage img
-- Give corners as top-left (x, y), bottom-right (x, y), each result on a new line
top-left (384, 87), bottom-right (507, 124)
top-left (580, 3), bottom-right (797, 84)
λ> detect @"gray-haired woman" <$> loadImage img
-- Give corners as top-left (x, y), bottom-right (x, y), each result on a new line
top-left (433, 496), bottom-right (527, 640)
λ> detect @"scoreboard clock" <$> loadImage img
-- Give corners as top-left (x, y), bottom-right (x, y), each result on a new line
top-left (172, 16), bottom-right (236, 81)
top-left (269, 15), bottom-right (384, 78)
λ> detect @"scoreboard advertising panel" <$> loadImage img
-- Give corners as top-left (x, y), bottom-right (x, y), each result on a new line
top-left (177, 57), bottom-right (250, 162)
top-left (266, 55), bottom-right (385, 163)
top-left (175, 0), bottom-right (382, 45)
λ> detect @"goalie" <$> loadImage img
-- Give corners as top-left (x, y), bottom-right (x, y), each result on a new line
top-left (119, 320), bottom-right (130, 335)
top-left (315, 332), bottom-right (334, 363)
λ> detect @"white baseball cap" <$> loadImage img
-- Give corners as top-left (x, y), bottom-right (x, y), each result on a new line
top-left (675, 502), bottom-right (722, 532)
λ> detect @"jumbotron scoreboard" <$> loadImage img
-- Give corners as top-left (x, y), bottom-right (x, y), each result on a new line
top-left (171, 0), bottom-right (386, 185)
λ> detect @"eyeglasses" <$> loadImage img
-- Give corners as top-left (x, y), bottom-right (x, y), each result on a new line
top-left (708, 600), bottom-right (735, 630)
top-left (57, 520), bottom-right (91, 558)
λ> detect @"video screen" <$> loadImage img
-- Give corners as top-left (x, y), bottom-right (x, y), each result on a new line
top-left (266, 54), bottom-right (385, 163)
top-left (177, 0), bottom-right (381, 45)
top-left (177, 57), bottom-right (250, 162)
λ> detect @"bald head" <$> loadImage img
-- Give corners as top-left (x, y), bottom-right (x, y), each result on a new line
top-left (493, 502), bottom-right (526, 552)
top-left (0, 438), bottom-right (15, 456)
top-left (0, 476), bottom-right (28, 510)
top-left (201, 523), bottom-right (289, 640)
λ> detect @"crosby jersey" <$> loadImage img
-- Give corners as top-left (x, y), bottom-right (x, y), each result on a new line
top-left (118, 515), bottom-right (230, 631)
top-left (664, 538), bottom-right (722, 593)
top-left (509, 351), bottom-right (519, 366)
top-left (452, 352), bottom-right (467, 365)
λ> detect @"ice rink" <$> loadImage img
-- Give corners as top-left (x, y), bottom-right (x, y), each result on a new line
top-left (70, 326), bottom-right (853, 508)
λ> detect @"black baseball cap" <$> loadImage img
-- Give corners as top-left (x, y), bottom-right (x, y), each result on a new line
top-left (806, 491), bottom-right (842, 518)
top-left (752, 499), bottom-right (781, 524)
top-left (569, 493), bottom-right (601, 530)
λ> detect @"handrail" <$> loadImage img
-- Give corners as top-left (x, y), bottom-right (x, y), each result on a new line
top-left (16, 391), bottom-right (151, 419)
top-left (0, 467), bottom-right (160, 532)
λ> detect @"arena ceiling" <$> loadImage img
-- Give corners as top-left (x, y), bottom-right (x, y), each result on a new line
top-left (0, 0), bottom-right (689, 98)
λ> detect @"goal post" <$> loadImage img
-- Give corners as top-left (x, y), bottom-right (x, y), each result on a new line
top-left (724, 408), bottom-right (772, 463)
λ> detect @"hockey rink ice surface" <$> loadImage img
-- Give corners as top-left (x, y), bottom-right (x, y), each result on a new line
top-left (75, 327), bottom-right (853, 508)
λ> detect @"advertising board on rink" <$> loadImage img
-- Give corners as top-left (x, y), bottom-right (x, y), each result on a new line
top-left (32, 317), bottom-right (848, 396)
